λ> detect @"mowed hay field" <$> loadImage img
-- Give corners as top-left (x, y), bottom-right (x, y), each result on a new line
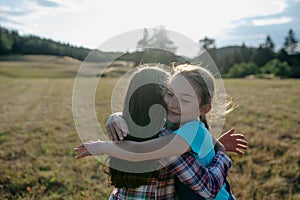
top-left (0, 55), bottom-right (300, 199)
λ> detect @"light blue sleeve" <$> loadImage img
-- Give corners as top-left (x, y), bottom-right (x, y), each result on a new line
top-left (173, 120), bottom-right (215, 166)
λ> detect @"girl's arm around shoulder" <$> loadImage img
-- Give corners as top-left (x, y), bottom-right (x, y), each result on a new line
top-left (111, 134), bottom-right (191, 161)
top-left (74, 134), bottom-right (191, 162)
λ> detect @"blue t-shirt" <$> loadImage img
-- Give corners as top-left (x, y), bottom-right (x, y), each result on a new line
top-left (174, 120), bottom-right (229, 200)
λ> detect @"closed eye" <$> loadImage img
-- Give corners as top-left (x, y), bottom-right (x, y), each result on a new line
top-left (166, 90), bottom-right (174, 97)
top-left (180, 98), bottom-right (190, 103)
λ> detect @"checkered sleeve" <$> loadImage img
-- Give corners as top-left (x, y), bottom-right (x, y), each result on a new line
top-left (165, 151), bottom-right (232, 199)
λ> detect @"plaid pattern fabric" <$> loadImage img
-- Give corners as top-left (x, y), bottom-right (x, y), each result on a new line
top-left (109, 127), bottom-right (232, 200)
top-left (109, 128), bottom-right (176, 200)
top-left (166, 151), bottom-right (232, 199)
top-left (109, 167), bottom-right (175, 200)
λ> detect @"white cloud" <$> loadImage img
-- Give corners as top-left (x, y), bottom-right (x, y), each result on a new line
top-left (0, 5), bottom-right (11, 12)
top-left (229, 20), bottom-right (249, 29)
top-left (252, 17), bottom-right (292, 26)
top-left (216, 33), bottom-right (266, 47)
top-left (0, 0), bottom-right (294, 49)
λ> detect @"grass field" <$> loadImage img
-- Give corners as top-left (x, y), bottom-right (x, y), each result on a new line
top-left (0, 55), bottom-right (299, 199)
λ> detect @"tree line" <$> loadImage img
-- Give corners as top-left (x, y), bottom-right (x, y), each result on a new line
top-left (200, 29), bottom-right (300, 78)
top-left (0, 26), bottom-right (121, 62)
top-left (1, 25), bottom-right (299, 78)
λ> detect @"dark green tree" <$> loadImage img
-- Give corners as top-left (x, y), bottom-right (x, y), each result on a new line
top-left (263, 35), bottom-right (275, 51)
top-left (199, 36), bottom-right (215, 49)
top-left (199, 36), bottom-right (216, 61)
top-left (284, 29), bottom-right (298, 54)
top-left (0, 27), bottom-right (13, 54)
top-left (11, 30), bottom-right (22, 53)
top-left (261, 59), bottom-right (291, 77)
top-left (232, 49), bottom-right (242, 64)
top-left (251, 45), bottom-right (274, 67)
top-left (239, 43), bottom-right (252, 63)
top-left (276, 48), bottom-right (289, 63)
top-left (220, 54), bottom-right (234, 74)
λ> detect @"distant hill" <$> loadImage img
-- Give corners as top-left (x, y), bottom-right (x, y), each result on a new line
top-left (0, 54), bottom-right (134, 78)
top-left (216, 46), bottom-right (246, 61)
top-left (0, 54), bottom-right (82, 63)
top-left (1, 26), bottom-right (299, 78)
top-left (0, 55), bottom-right (81, 78)
top-left (0, 26), bottom-right (122, 62)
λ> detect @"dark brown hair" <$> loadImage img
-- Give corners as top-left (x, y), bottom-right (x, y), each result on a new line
top-left (107, 66), bottom-right (169, 188)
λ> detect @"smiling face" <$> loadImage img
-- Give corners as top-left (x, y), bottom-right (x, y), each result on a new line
top-left (164, 74), bottom-right (202, 124)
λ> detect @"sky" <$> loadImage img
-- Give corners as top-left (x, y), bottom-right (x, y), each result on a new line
top-left (0, 0), bottom-right (299, 53)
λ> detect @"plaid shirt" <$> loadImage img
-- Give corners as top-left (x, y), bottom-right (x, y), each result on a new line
top-left (109, 127), bottom-right (232, 200)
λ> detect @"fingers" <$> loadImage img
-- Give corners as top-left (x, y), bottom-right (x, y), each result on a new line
top-left (236, 139), bottom-right (248, 148)
top-left (74, 145), bottom-right (90, 159)
top-left (114, 117), bottom-right (129, 140)
top-left (114, 125), bottom-right (125, 141)
top-left (106, 118), bottom-right (128, 143)
top-left (231, 134), bottom-right (246, 140)
top-left (117, 121), bottom-right (128, 138)
top-left (220, 127), bottom-right (248, 156)
top-left (232, 133), bottom-right (249, 151)
top-left (110, 126), bottom-right (125, 143)
top-left (110, 126), bottom-right (121, 142)
top-left (74, 144), bottom-right (87, 152)
top-left (230, 143), bottom-right (248, 155)
top-left (226, 127), bottom-right (235, 135)
top-left (234, 148), bottom-right (245, 156)
top-left (74, 147), bottom-right (86, 153)
top-left (106, 123), bottom-right (121, 142)
top-left (106, 125), bottom-right (114, 140)
top-left (237, 143), bottom-right (248, 150)
top-left (75, 151), bottom-right (91, 159)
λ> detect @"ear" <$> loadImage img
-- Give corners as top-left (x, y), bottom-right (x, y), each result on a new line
top-left (200, 104), bottom-right (211, 115)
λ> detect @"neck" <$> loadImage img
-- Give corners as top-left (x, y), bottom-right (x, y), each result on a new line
top-left (165, 121), bottom-right (180, 130)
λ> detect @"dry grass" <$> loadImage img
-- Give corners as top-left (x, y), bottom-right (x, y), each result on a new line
top-left (224, 79), bottom-right (300, 200)
top-left (0, 55), bottom-right (134, 78)
top-left (0, 76), bottom-right (117, 199)
top-left (0, 56), bottom-right (299, 199)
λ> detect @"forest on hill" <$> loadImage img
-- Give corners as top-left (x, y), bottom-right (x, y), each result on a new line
top-left (1, 26), bottom-right (299, 77)
top-left (0, 26), bottom-right (122, 62)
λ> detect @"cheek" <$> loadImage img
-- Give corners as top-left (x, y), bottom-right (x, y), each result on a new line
top-left (163, 96), bottom-right (168, 104)
top-left (164, 95), bottom-right (174, 105)
top-left (181, 103), bottom-right (200, 116)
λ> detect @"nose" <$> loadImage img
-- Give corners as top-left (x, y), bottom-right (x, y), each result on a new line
top-left (167, 96), bottom-right (179, 108)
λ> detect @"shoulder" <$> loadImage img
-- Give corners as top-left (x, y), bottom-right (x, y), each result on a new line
top-left (173, 120), bottom-right (206, 145)
top-left (175, 120), bottom-right (206, 135)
